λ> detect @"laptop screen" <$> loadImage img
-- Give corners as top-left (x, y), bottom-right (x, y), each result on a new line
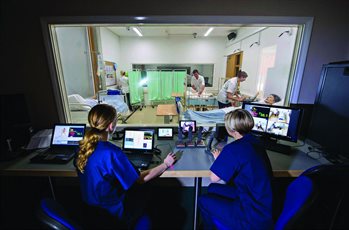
top-left (51, 124), bottom-right (86, 147)
top-left (123, 129), bottom-right (155, 152)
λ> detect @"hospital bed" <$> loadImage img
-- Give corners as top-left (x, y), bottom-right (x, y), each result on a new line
top-left (67, 91), bottom-right (131, 123)
top-left (185, 90), bottom-right (218, 110)
top-left (98, 90), bottom-right (131, 122)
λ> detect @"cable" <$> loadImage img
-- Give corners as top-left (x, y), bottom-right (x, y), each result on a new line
top-left (154, 154), bottom-right (162, 162)
top-left (155, 143), bottom-right (173, 153)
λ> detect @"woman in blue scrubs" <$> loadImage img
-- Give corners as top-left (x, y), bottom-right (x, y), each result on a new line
top-left (199, 109), bottom-right (273, 230)
top-left (75, 104), bottom-right (176, 228)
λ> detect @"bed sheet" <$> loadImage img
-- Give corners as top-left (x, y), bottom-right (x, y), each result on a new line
top-left (183, 106), bottom-right (239, 124)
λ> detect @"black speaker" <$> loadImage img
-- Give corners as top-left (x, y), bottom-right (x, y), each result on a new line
top-left (227, 32), bottom-right (237, 40)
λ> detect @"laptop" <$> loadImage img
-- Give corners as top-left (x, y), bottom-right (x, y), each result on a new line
top-left (122, 128), bottom-right (155, 169)
top-left (30, 124), bottom-right (86, 164)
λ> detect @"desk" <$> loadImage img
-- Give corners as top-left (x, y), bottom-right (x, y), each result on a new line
top-left (0, 140), bottom-right (330, 230)
top-left (156, 104), bottom-right (178, 124)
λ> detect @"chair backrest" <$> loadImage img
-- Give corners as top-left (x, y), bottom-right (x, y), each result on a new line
top-left (37, 198), bottom-right (81, 230)
top-left (275, 175), bottom-right (317, 230)
top-left (299, 164), bottom-right (349, 229)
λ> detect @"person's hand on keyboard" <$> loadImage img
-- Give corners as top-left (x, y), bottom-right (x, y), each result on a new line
top-left (164, 152), bottom-right (176, 168)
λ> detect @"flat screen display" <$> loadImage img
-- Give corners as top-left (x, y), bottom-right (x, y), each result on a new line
top-left (51, 124), bottom-right (86, 146)
top-left (179, 120), bottom-right (196, 133)
top-left (242, 102), bottom-right (302, 142)
top-left (157, 127), bottom-right (174, 140)
top-left (123, 129), bottom-right (155, 151)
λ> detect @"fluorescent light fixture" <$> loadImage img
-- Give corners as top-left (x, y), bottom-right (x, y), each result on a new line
top-left (204, 27), bottom-right (214, 37)
top-left (134, 16), bottom-right (147, 20)
top-left (132, 27), bottom-right (143, 37)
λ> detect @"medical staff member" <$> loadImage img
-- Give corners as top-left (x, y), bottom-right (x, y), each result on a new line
top-left (75, 104), bottom-right (176, 229)
top-left (199, 109), bottom-right (273, 230)
top-left (119, 71), bottom-right (132, 111)
top-left (191, 69), bottom-right (205, 96)
top-left (217, 70), bottom-right (248, 108)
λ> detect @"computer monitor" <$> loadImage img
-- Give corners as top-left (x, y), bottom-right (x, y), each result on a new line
top-left (51, 124), bottom-right (86, 146)
top-left (123, 129), bottom-right (155, 152)
top-left (242, 102), bottom-right (302, 153)
top-left (157, 127), bottom-right (174, 140)
top-left (179, 120), bottom-right (196, 134)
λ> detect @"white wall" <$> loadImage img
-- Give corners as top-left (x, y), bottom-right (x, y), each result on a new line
top-left (100, 27), bottom-right (121, 74)
top-left (119, 36), bottom-right (226, 91)
top-left (224, 27), bottom-right (298, 101)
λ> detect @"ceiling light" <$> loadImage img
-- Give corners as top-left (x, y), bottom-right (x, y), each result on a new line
top-left (204, 27), bottom-right (214, 37)
top-left (132, 27), bottom-right (143, 37)
top-left (134, 16), bottom-right (147, 20)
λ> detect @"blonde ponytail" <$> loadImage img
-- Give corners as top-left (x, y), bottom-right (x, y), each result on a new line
top-left (76, 104), bottom-right (117, 173)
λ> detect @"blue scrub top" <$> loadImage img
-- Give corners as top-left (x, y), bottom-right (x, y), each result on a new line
top-left (77, 141), bottom-right (139, 218)
top-left (210, 134), bottom-right (273, 229)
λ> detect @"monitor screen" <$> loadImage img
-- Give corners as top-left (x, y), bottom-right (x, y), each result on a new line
top-left (179, 120), bottom-right (196, 133)
top-left (51, 124), bottom-right (86, 146)
top-left (242, 102), bottom-right (302, 142)
top-left (157, 127), bottom-right (174, 140)
top-left (123, 129), bottom-right (155, 151)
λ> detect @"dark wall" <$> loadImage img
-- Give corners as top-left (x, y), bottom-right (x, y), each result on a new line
top-left (1, 0), bottom-right (349, 129)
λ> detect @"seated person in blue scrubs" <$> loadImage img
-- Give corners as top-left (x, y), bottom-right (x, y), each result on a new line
top-left (199, 109), bottom-right (273, 230)
top-left (75, 104), bottom-right (176, 229)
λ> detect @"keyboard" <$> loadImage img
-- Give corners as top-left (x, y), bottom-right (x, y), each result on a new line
top-left (30, 149), bottom-right (76, 164)
top-left (126, 154), bottom-right (153, 169)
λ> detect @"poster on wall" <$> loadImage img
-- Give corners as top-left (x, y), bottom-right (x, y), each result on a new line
top-left (104, 61), bottom-right (117, 86)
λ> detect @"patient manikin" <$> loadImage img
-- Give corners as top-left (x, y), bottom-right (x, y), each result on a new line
top-left (183, 94), bottom-right (282, 124)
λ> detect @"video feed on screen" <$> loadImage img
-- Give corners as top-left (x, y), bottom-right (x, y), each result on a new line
top-left (52, 125), bottom-right (85, 146)
top-left (244, 104), bottom-right (292, 137)
top-left (123, 129), bottom-right (154, 150)
top-left (180, 120), bottom-right (196, 133)
top-left (266, 108), bottom-right (291, 136)
top-left (157, 128), bottom-right (174, 139)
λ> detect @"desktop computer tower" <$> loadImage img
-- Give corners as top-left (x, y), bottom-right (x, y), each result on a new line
top-left (0, 94), bottom-right (32, 160)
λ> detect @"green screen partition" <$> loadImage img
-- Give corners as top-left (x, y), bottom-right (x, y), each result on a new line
top-left (128, 71), bottom-right (143, 105)
top-left (147, 70), bottom-right (186, 103)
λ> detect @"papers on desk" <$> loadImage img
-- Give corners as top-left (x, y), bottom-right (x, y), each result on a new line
top-left (26, 129), bottom-right (52, 150)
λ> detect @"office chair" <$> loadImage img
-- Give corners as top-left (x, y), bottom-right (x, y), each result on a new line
top-left (37, 198), bottom-right (82, 230)
top-left (201, 176), bottom-right (317, 230)
top-left (275, 175), bottom-right (317, 230)
top-left (299, 164), bottom-right (349, 230)
top-left (276, 164), bottom-right (349, 230)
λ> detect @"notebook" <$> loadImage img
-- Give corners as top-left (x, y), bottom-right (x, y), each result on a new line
top-left (122, 128), bottom-right (155, 169)
top-left (30, 124), bottom-right (86, 164)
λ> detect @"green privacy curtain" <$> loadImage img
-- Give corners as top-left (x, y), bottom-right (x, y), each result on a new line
top-left (146, 70), bottom-right (186, 102)
top-left (147, 71), bottom-right (162, 101)
top-left (128, 71), bottom-right (143, 104)
top-left (172, 71), bottom-right (186, 93)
